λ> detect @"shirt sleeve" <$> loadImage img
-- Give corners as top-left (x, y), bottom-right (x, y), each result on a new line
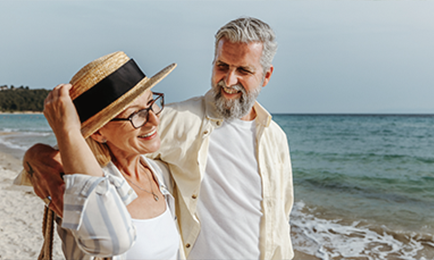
top-left (280, 134), bottom-right (294, 221)
top-left (61, 173), bottom-right (138, 257)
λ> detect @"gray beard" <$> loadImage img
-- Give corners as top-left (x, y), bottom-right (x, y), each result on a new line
top-left (211, 80), bottom-right (260, 120)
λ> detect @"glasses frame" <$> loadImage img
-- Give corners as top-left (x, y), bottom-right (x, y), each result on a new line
top-left (110, 92), bottom-right (164, 129)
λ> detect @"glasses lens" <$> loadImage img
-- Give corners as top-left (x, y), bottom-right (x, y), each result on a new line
top-left (152, 95), bottom-right (164, 115)
top-left (131, 110), bottom-right (148, 128)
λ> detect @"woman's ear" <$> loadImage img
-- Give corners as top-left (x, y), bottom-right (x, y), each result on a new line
top-left (90, 130), bottom-right (107, 143)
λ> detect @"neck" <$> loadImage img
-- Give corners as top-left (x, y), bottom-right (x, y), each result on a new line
top-left (240, 107), bottom-right (257, 121)
top-left (109, 148), bottom-right (143, 178)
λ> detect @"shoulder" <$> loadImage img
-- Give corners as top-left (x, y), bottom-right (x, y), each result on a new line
top-left (159, 95), bottom-right (206, 131)
top-left (267, 119), bottom-right (288, 140)
top-left (164, 95), bottom-right (205, 116)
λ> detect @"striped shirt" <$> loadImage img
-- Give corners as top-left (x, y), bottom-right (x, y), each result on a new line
top-left (57, 157), bottom-right (180, 260)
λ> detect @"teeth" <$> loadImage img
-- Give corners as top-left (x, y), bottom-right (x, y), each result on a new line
top-left (222, 86), bottom-right (239, 94)
top-left (139, 129), bottom-right (156, 138)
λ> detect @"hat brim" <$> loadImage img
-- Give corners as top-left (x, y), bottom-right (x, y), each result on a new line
top-left (80, 63), bottom-right (176, 139)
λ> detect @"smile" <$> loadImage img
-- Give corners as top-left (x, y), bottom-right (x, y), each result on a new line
top-left (138, 129), bottom-right (157, 138)
top-left (222, 86), bottom-right (240, 94)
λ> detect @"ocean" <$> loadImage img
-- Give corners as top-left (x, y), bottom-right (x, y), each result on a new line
top-left (1, 113), bottom-right (433, 259)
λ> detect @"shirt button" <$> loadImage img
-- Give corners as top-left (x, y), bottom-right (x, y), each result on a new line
top-left (203, 130), bottom-right (209, 135)
top-left (186, 243), bottom-right (191, 248)
top-left (216, 121), bottom-right (222, 126)
top-left (192, 194), bottom-right (197, 199)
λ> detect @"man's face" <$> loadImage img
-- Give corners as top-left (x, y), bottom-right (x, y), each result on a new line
top-left (211, 38), bottom-right (273, 120)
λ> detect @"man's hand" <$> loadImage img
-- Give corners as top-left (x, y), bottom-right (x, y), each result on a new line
top-left (23, 143), bottom-right (65, 217)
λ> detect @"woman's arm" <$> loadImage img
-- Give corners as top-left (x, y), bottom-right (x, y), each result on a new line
top-left (44, 84), bottom-right (136, 256)
top-left (43, 83), bottom-right (102, 177)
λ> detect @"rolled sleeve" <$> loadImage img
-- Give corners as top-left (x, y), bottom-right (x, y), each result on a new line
top-left (62, 174), bottom-right (137, 230)
top-left (61, 173), bottom-right (137, 256)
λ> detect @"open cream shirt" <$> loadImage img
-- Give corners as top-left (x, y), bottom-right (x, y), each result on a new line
top-left (150, 90), bottom-right (294, 260)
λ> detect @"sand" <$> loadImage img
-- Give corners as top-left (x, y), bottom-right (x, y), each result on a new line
top-left (0, 150), bottom-right (64, 259)
top-left (0, 147), bottom-right (317, 260)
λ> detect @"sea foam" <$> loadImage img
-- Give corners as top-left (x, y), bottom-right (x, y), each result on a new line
top-left (291, 201), bottom-right (433, 260)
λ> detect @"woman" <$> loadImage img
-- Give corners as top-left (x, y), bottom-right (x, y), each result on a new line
top-left (43, 51), bottom-right (181, 259)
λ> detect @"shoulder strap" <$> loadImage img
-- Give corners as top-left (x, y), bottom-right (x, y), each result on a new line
top-left (38, 206), bottom-right (55, 260)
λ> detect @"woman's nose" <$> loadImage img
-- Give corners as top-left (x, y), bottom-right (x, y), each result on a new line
top-left (145, 109), bottom-right (160, 127)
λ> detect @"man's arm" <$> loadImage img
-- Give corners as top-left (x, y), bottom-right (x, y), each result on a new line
top-left (23, 143), bottom-right (65, 217)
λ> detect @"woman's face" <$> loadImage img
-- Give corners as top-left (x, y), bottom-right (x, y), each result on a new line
top-left (97, 90), bottom-right (161, 157)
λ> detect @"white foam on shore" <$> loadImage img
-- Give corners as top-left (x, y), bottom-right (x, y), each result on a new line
top-left (0, 131), bottom-right (54, 152)
top-left (0, 136), bottom-right (27, 150)
top-left (0, 128), bottom-right (51, 134)
top-left (291, 201), bottom-right (433, 260)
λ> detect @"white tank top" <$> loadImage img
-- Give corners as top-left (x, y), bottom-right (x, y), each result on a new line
top-left (125, 205), bottom-right (179, 260)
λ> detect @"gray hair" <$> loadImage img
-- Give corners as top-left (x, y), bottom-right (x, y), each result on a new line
top-left (214, 17), bottom-right (277, 72)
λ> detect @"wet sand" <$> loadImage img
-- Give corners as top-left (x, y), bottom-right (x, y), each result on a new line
top-left (0, 150), bottom-right (64, 259)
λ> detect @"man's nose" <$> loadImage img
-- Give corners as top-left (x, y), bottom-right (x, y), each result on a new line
top-left (224, 69), bottom-right (238, 87)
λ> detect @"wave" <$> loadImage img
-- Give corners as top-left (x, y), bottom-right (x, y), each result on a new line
top-left (293, 150), bottom-right (434, 164)
top-left (0, 136), bottom-right (28, 150)
top-left (291, 201), bottom-right (434, 260)
top-left (0, 131), bottom-right (55, 151)
top-left (0, 127), bottom-right (52, 133)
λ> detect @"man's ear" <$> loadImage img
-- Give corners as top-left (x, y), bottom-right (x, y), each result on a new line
top-left (262, 65), bottom-right (274, 87)
top-left (90, 130), bottom-right (106, 143)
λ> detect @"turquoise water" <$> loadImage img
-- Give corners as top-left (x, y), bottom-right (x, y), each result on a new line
top-left (1, 113), bottom-right (434, 259)
top-left (274, 114), bottom-right (434, 259)
top-left (0, 114), bottom-right (55, 157)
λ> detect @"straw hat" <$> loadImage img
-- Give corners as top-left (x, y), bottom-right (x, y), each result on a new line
top-left (69, 51), bottom-right (176, 139)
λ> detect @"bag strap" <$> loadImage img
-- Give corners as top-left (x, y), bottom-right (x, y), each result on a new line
top-left (38, 206), bottom-right (55, 260)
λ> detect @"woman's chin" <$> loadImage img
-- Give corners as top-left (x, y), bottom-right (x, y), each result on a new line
top-left (138, 139), bottom-right (161, 155)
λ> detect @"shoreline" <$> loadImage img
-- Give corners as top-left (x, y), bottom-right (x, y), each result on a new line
top-left (0, 111), bottom-right (43, 114)
top-left (0, 131), bottom-right (27, 160)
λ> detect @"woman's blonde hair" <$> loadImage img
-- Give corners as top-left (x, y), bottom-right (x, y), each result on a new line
top-left (85, 137), bottom-right (112, 167)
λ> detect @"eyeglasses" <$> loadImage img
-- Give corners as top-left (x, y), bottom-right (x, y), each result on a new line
top-left (110, 92), bottom-right (164, 129)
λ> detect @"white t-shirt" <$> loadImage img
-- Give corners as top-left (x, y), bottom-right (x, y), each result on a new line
top-left (189, 119), bottom-right (263, 259)
top-left (126, 203), bottom-right (179, 260)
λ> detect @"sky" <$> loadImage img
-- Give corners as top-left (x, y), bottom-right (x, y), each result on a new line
top-left (1, 0), bottom-right (433, 114)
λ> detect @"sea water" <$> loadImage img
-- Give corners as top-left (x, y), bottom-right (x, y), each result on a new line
top-left (0, 114), bottom-right (55, 158)
top-left (1, 113), bottom-right (433, 259)
top-left (274, 114), bottom-right (434, 259)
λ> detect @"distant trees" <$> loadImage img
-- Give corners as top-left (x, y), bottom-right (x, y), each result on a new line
top-left (0, 85), bottom-right (50, 112)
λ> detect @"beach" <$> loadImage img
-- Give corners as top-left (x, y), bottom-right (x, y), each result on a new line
top-left (0, 148), bottom-right (64, 259)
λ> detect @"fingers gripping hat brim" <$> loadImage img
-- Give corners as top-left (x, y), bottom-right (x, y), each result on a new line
top-left (68, 51), bottom-right (176, 139)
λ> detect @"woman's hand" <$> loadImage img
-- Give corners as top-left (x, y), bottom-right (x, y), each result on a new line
top-left (44, 83), bottom-right (104, 177)
top-left (43, 84), bottom-right (81, 137)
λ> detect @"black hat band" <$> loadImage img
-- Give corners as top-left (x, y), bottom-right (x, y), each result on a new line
top-left (73, 59), bottom-right (146, 123)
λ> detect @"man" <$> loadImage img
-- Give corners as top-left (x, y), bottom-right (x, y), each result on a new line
top-left (24, 17), bottom-right (294, 259)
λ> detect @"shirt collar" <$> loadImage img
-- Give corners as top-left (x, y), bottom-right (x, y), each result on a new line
top-left (204, 89), bottom-right (272, 127)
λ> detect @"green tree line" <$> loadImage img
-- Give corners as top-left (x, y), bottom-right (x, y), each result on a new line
top-left (0, 85), bottom-right (50, 112)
